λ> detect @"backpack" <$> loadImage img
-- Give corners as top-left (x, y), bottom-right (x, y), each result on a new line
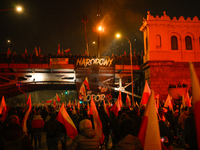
top-left (2, 133), bottom-right (25, 150)
top-left (47, 121), bottom-right (57, 138)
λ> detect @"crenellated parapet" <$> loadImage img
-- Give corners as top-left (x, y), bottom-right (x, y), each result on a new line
top-left (145, 11), bottom-right (200, 22)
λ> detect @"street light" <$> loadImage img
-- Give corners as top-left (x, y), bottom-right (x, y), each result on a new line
top-left (116, 33), bottom-right (135, 106)
top-left (0, 6), bottom-right (23, 12)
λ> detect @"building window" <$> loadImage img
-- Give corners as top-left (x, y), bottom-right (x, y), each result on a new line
top-left (171, 36), bottom-right (178, 50)
top-left (185, 36), bottom-right (193, 50)
top-left (156, 35), bottom-right (161, 48)
top-left (146, 37), bottom-right (148, 51)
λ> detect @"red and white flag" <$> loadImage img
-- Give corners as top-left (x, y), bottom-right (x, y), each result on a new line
top-left (164, 94), bottom-right (173, 111)
top-left (90, 96), bottom-right (105, 144)
top-left (185, 91), bottom-right (191, 107)
top-left (79, 82), bottom-right (86, 101)
top-left (0, 96), bottom-right (7, 123)
top-left (25, 48), bottom-right (27, 54)
top-left (103, 100), bottom-right (110, 117)
top-left (53, 98), bottom-right (56, 109)
top-left (21, 94), bottom-right (32, 133)
top-left (126, 94), bottom-right (131, 108)
top-left (83, 77), bottom-right (90, 90)
top-left (138, 90), bottom-right (162, 150)
top-left (68, 100), bottom-right (72, 108)
top-left (46, 100), bottom-right (52, 103)
top-left (56, 93), bottom-right (60, 102)
top-left (110, 92), bottom-right (121, 117)
top-left (58, 44), bottom-right (61, 55)
top-left (77, 101), bottom-right (80, 110)
top-left (189, 62), bottom-right (200, 149)
top-left (57, 103), bottom-right (78, 139)
top-left (64, 49), bottom-right (70, 53)
top-left (140, 81), bottom-right (151, 106)
top-left (39, 46), bottom-right (41, 55)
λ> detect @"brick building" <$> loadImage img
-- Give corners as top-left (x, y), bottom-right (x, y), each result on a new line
top-left (140, 11), bottom-right (200, 100)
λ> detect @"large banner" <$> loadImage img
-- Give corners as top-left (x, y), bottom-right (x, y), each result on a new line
top-left (75, 57), bottom-right (115, 102)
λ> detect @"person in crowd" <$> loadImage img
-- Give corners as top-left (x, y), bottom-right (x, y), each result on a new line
top-left (0, 115), bottom-right (33, 150)
top-left (111, 118), bottom-right (142, 150)
top-left (184, 107), bottom-right (198, 150)
top-left (45, 113), bottom-right (61, 150)
top-left (159, 110), bottom-right (174, 149)
top-left (98, 105), bottom-right (109, 149)
top-left (31, 111), bottom-right (45, 150)
top-left (71, 109), bottom-right (81, 133)
top-left (67, 119), bottom-right (100, 150)
top-left (178, 107), bottom-right (188, 147)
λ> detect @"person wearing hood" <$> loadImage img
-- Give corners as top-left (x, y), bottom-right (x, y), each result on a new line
top-left (0, 115), bottom-right (33, 150)
top-left (67, 119), bottom-right (100, 150)
top-left (31, 111), bottom-right (45, 150)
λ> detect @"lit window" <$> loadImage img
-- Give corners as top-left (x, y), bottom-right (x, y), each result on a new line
top-left (156, 35), bottom-right (161, 48)
top-left (171, 36), bottom-right (178, 50)
top-left (185, 36), bottom-right (193, 50)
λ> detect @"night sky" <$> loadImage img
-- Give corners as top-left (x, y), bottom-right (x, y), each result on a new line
top-left (0, 0), bottom-right (200, 57)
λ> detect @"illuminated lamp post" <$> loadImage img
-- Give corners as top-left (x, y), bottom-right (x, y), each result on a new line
top-left (0, 6), bottom-right (23, 12)
top-left (116, 33), bottom-right (135, 106)
top-left (97, 26), bottom-right (104, 57)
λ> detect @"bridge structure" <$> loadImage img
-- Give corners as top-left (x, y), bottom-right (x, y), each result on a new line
top-left (0, 57), bottom-right (142, 101)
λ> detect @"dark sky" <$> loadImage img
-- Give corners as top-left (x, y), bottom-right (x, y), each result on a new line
top-left (0, 0), bottom-right (200, 56)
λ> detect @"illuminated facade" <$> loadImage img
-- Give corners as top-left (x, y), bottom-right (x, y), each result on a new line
top-left (140, 11), bottom-right (200, 100)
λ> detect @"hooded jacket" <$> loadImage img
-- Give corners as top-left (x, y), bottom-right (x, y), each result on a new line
top-left (68, 119), bottom-right (100, 150)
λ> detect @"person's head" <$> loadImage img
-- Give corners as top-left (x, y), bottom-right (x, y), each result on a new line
top-left (8, 115), bottom-right (20, 125)
top-left (72, 110), bottom-right (77, 115)
top-left (119, 113), bottom-right (129, 122)
top-left (188, 107), bottom-right (194, 115)
top-left (79, 119), bottom-right (92, 131)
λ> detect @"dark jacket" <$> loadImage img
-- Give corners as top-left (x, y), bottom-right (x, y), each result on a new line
top-left (68, 128), bottom-right (100, 150)
top-left (111, 134), bottom-right (142, 150)
top-left (184, 113), bottom-right (198, 149)
top-left (0, 123), bottom-right (33, 150)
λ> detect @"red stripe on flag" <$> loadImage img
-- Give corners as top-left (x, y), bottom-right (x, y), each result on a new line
top-left (57, 104), bottom-right (78, 139)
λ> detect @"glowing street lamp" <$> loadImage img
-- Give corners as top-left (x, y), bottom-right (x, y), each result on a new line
top-left (116, 33), bottom-right (135, 106)
top-left (0, 6), bottom-right (23, 12)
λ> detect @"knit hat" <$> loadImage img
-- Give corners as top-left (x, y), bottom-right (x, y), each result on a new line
top-left (79, 119), bottom-right (92, 131)
top-left (72, 110), bottom-right (76, 115)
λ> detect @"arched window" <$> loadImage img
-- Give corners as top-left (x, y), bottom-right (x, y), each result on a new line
top-left (185, 36), bottom-right (193, 50)
top-left (156, 35), bottom-right (161, 48)
top-left (171, 36), bottom-right (178, 50)
top-left (146, 37), bottom-right (148, 51)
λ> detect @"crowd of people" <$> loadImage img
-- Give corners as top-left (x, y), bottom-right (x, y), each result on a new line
top-left (0, 52), bottom-right (143, 66)
top-left (0, 99), bottom-right (198, 150)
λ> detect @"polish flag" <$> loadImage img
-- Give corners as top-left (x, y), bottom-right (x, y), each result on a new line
top-left (185, 91), bottom-right (191, 107)
top-left (181, 94), bottom-right (186, 109)
top-left (79, 82), bottom-right (86, 101)
top-left (77, 101), bottom-right (80, 110)
top-left (0, 96), bottom-right (7, 123)
top-left (58, 44), bottom-right (61, 55)
top-left (25, 48), bottom-right (27, 54)
top-left (189, 62), bottom-right (200, 148)
top-left (57, 103), bottom-right (78, 139)
top-left (110, 92), bottom-right (121, 117)
top-left (164, 94), bottom-right (173, 111)
top-left (118, 90), bottom-right (123, 107)
top-left (56, 93), bottom-right (60, 102)
top-left (138, 90), bottom-right (162, 150)
top-left (46, 100), bottom-right (52, 103)
top-left (83, 77), bottom-right (90, 90)
top-left (34, 47), bottom-right (38, 56)
top-left (21, 94), bottom-right (32, 133)
top-left (53, 99), bottom-right (56, 109)
top-left (90, 96), bottom-right (105, 144)
top-left (126, 94), bottom-right (131, 108)
top-left (64, 49), bottom-right (70, 53)
top-left (140, 81), bottom-right (151, 106)
top-left (67, 100), bottom-right (72, 108)
top-left (39, 46), bottom-right (41, 55)
top-left (103, 100), bottom-right (110, 117)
